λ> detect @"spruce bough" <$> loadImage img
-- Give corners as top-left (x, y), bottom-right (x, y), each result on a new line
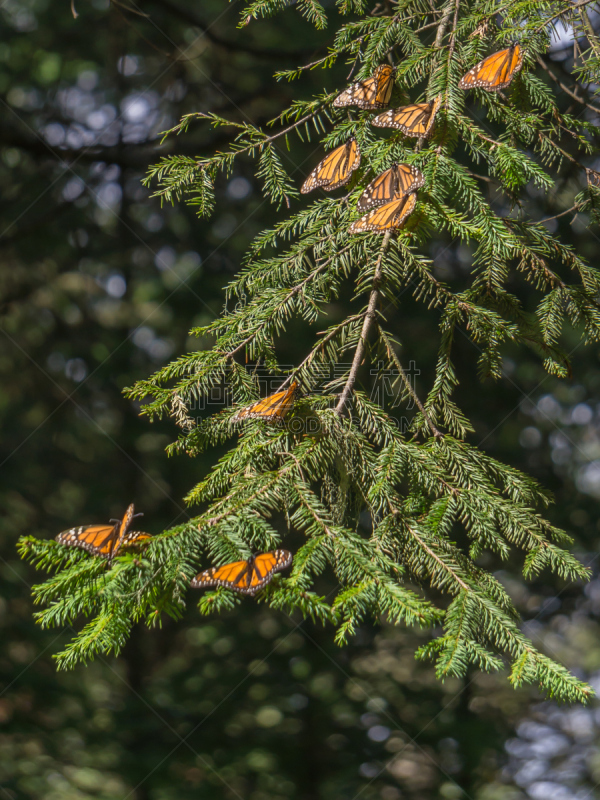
top-left (20, 0), bottom-right (600, 701)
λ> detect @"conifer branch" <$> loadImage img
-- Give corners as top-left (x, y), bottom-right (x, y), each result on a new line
top-left (378, 327), bottom-right (443, 440)
top-left (537, 130), bottom-right (587, 172)
top-left (223, 245), bottom-right (353, 359)
top-left (21, 0), bottom-right (600, 701)
top-left (251, 108), bottom-right (328, 150)
top-left (402, 519), bottom-right (470, 592)
top-left (280, 312), bottom-right (365, 389)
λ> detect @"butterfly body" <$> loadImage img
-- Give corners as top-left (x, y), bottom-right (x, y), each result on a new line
top-left (191, 550), bottom-right (292, 596)
top-left (333, 64), bottom-right (394, 110)
top-left (233, 381), bottom-right (299, 424)
top-left (371, 96), bottom-right (441, 138)
top-left (56, 503), bottom-right (151, 562)
top-left (349, 192), bottom-right (417, 234)
top-left (301, 140), bottom-right (361, 194)
top-left (458, 44), bottom-right (523, 91)
top-left (357, 163), bottom-right (424, 212)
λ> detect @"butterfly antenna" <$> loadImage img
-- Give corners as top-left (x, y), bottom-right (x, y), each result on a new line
top-left (109, 518), bottom-right (121, 524)
top-left (132, 512), bottom-right (144, 519)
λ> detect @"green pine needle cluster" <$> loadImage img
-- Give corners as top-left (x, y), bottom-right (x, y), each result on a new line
top-left (20, 0), bottom-right (600, 702)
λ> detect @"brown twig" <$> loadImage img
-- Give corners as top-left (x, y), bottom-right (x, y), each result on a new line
top-left (537, 56), bottom-right (600, 114)
top-left (445, 0), bottom-right (461, 72)
top-left (534, 0), bottom-right (600, 33)
top-left (579, 7), bottom-right (600, 57)
top-left (537, 130), bottom-right (581, 167)
top-left (429, 0), bottom-right (458, 122)
top-left (414, 19), bottom-right (444, 34)
top-left (433, 0), bottom-right (456, 48)
top-left (539, 203), bottom-right (581, 224)
top-left (111, 0), bottom-right (149, 17)
top-left (335, 231), bottom-right (393, 415)
top-left (469, 171), bottom-right (497, 183)
top-left (112, 2), bottom-right (203, 63)
top-left (148, 0), bottom-right (313, 61)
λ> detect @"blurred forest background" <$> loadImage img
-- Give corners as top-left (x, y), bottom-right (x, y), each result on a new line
top-left (2, 1), bottom-right (600, 798)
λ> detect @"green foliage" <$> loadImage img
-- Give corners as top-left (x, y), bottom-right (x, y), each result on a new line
top-left (20, 0), bottom-right (600, 705)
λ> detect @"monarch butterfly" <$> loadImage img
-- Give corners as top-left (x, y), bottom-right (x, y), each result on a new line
top-left (349, 192), bottom-right (417, 234)
top-left (333, 64), bottom-right (395, 110)
top-left (232, 381), bottom-right (299, 423)
top-left (587, 168), bottom-right (600, 188)
top-left (55, 503), bottom-right (151, 561)
top-left (190, 550), bottom-right (292, 596)
top-left (371, 95), bottom-right (442, 138)
top-left (458, 44), bottom-right (523, 91)
top-left (357, 163), bottom-right (424, 212)
top-left (301, 139), bottom-right (361, 194)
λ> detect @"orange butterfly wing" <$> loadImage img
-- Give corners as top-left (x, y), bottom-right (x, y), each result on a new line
top-left (247, 550), bottom-right (293, 594)
top-left (357, 164), bottom-right (424, 211)
top-left (333, 65), bottom-right (394, 110)
top-left (301, 140), bottom-right (361, 194)
top-left (112, 503), bottom-right (151, 557)
top-left (458, 44), bottom-right (523, 91)
top-left (349, 193), bottom-right (417, 234)
top-left (233, 381), bottom-right (299, 423)
top-left (191, 550), bottom-right (292, 596)
top-left (56, 523), bottom-right (118, 558)
top-left (374, 65), bottom-right (394, 106)
top-left (371, 96), bottom-right (441, 138)
top-left (190, 559), bottom-right (250, 590)
top-left (116, 530), bottom-right (152, 553)
top-left (56, 503), bottom-right (151, 560)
